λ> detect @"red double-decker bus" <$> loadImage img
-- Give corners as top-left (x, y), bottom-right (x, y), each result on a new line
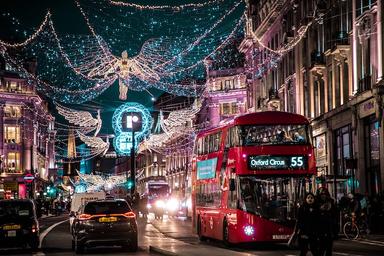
top-left (191, 111), bottom-right (316, 244)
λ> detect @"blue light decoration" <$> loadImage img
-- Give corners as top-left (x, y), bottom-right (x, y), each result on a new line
top-left (112, 102), bottom-right (153, 155)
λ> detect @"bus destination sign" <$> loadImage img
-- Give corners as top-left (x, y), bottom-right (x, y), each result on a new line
top-left (248, 155), bottom-right (307, 170)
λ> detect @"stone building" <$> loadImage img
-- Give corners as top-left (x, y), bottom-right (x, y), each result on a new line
top-left (0, 59), bottom-right (56, 199)
top-left (240, 0), bottom-right (384, 198)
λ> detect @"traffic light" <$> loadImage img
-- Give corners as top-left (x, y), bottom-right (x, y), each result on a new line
top-left (125, 180), bottom-right (133, 189)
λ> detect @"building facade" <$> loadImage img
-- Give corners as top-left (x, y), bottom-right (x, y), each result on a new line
top-left (0, 60), bottom-right (56, 199)
top-left (241, 0), bottom-right (384, 199)
top-left (200, 62), bottom-right (248, 128)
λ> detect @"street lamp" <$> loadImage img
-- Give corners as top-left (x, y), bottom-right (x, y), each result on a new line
top-left (126, 113), bottom-right (142, 195)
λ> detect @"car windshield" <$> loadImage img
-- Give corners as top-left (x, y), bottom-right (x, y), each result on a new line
top-left (0, 201), bottom-right (34, 221)
top-left (238, 176), bottom-right (312, 226)
top-left (239, 124), bottom-right (309, 146)
top-left (84, 201), bottom-right (131, 215)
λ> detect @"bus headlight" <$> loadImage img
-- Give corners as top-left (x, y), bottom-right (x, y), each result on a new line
top-left (244, 225), bottom-right (254, 236)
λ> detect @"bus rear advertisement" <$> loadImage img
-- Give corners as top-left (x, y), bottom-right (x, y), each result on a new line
top-left (192, 111), bottom-right (316, 244)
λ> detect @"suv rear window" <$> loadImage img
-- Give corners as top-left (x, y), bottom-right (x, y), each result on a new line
top-left (84, 201), bottom-right (131, 215)
top-left (0, 201), bottom-right (34, 220)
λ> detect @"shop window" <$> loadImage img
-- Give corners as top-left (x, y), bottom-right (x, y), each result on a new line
top-left (4, 126), bottom-right (20, 144)
top-left (334, 125), bottom-right (352, 176)
top-left (364, 116), bottom-right (381, 195)
top-left (6, 152), bottom-right (21, 173)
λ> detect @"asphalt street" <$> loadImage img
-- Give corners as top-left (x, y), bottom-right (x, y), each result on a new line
top-left (1, 214), bottom-right (383, 256)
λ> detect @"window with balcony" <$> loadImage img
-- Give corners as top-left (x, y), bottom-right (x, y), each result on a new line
top-left (6, 152), bottom-right (21, 174)
top-left (6, 81), bottom-right (22, 93)
top-left (4, 126), bottom-right (20, 144)
top-left (3, 105), bottom-right (21, 118)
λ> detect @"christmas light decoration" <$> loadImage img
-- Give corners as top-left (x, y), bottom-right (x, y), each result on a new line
top-left (108, 0), bottom-right (225, 10)
top-left (56, 102), bottom-right (102, 136)
top-left (77, 131), bottom-right (110, 156)
top-left (112, 102), bottom-right (153, 155)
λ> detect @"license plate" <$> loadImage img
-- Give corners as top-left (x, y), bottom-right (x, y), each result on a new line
top-left (98, 217), bottom-right (117, 223)
top-left (272, 234), bottom-right (290, 240)
top-left (7, 230), bottom-right (17, 237)
top-left (3, 225), bottom-right (21, 230)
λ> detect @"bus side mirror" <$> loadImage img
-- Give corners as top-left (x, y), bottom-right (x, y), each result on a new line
top-left (229, 179), bottom-right (236, 191)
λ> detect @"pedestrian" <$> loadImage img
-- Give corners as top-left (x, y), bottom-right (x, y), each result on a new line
top-left (296, 192), bottom-right (320, 256)
top-left (317, 187), bottom-right (337, 256)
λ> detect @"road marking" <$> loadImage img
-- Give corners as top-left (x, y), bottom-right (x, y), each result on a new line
top-left (341, 238), bottom-right (384, 247)
top-left (39, 219), bottom-right (68, 248)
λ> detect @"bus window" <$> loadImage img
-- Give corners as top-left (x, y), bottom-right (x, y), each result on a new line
top-left (227, 178), bottom-right (238, 209)
top-left (238, 176), bottom-right (311, 226)
top-left (203, 136), bottom-right (209, 154)
top-left (239, 124), bottom-right (310, 146)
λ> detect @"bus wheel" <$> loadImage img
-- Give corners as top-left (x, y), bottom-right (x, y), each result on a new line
top-left (223, 220), bottom-right (232, 247)
top-left (197, 216), bottom-right (207, 241)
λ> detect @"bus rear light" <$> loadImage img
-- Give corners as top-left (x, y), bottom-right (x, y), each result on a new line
top-left (309, 153), bottom-right (312, 157)
top-left (244, 225), bottom-right (254, 236)
top-left (123, 211), bottom-right (136, 218)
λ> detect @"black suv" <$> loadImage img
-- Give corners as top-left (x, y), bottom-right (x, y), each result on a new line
top-left (0, 199), bottom-right (40, 250)
top-left (71, 199), bottom-right (138, 253)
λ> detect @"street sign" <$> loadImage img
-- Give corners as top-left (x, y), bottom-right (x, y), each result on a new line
top-left (24, 174), bottom-right (34, 183)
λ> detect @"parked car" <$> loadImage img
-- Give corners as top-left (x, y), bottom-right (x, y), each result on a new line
top-left (71, 199), bottom-right (138, 253)
top-left (0, 199), bottom-right (40, 250)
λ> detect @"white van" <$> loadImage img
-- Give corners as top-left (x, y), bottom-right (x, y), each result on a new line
top-left (69, 192), bottom-right (105, 232)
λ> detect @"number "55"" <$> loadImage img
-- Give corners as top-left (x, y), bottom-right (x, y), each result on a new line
top-left (291, 157), bottom-right (303, 167)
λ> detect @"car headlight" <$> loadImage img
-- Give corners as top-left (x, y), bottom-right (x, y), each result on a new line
top-left (166, 198), bottom-right (179, 211)
top-left (155, 200), bottom-right (165, 208)
top-left (147, 203), bottom-right (152, 209)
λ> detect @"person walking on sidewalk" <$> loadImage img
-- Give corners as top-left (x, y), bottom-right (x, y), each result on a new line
top-left (296, 192), bottom-right (320, 256)
top-left (317, 187), bottom-right (337, 256)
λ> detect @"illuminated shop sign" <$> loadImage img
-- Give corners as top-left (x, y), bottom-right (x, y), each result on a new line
top-left (248, 155), bottom-right (307, 170)
top-left (197, 158), bottom-right (217, 180)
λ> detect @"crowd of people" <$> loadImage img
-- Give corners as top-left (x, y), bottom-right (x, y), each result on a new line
top-left (293, 188), bottom-right (384, 256)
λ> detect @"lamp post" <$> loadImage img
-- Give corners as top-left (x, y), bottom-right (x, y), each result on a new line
top-left (128, 114), bottom-right (141, 196)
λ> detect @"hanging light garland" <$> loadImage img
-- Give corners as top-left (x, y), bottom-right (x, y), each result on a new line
top-left (108, 0), bottom-right (225, 10)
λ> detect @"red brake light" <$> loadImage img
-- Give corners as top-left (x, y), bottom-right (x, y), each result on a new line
top-left (78, 214), bottom-right (92, 220)
top-left (32, 224), bottom-right (38, 233)
top-left (123, 211), bottom-right (136, 218)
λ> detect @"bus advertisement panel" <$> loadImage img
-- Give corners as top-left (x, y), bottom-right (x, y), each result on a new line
top-left (192, 111), bottom-right (316, 244)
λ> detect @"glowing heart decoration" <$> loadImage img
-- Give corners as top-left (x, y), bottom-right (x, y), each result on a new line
top-left (112, 102), bottom-right (153, 155)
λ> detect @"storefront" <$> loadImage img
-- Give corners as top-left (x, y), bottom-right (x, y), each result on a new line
top-left (358, 98), bottom-right (382, 195)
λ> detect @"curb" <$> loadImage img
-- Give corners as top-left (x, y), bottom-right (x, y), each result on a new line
top-left (149, 246), bottom-right (178, 256)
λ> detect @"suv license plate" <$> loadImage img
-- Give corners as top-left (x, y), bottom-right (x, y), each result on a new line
top-left (8, 230), bottom-right (17, 237)
top-left (99, 217), bottom-right (117, 223)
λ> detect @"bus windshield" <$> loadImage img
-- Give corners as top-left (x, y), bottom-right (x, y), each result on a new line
top-left (240, 124), bottom-right (309, 146)
top-left (238, 176), bottom-right (310, 226)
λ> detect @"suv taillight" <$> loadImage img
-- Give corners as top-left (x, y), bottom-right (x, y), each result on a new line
top-left (78, 214), bottom-right (92, 220)
top-left (123, 211), bottom-right (136, 218)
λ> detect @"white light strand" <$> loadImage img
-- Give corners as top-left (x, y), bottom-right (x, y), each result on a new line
top-left (108, 0), bottom-right (225, 10)
top-left (0, 11), bottom-right (51, 48)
